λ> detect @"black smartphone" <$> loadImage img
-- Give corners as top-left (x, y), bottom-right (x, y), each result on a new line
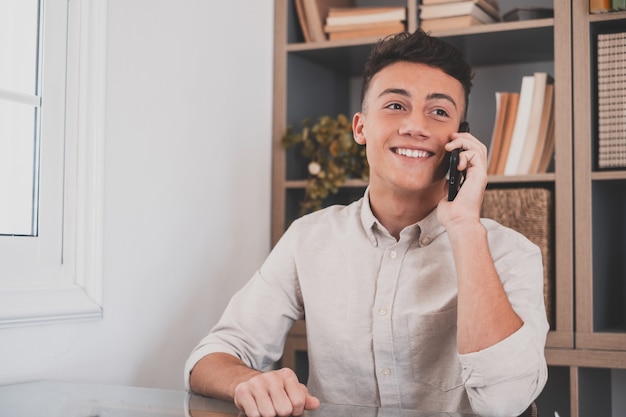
top-left (447, 122), bottom-right (470, 201)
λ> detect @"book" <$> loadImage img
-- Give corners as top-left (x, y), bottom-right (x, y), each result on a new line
top-left (536, 108), bottom-right (556, 173)
top-left (302, 0), bottom-right (355, 42)
top-left (528, 83), bottom-right (555, 174)
top-left (516, 72), bottom-right (552, 175)
top-left (421, 0), bottom-right (499, 8)
top-left (494, 92), bottom-right (520, 175)
top-left (590, 0), bottom-right (611, 13)
top-left (326, 22), bottom-right (405, 40)
top-left (324, 20), bottom-right (405, 33)
top-left (325, 6), bottom-right (406, 26)
top-left (420, 13), bottom-right (489, 31)
top-left (503, 75), bottom-right (535, 175)
top-left (613, 0), bottom-right (626, 10)
top-left (487, 92), bottom-right (509, 175)
top-left (327, 6), bottom-right (405, 17)
top-left (295, 0), bottom-right (312, 42)
top-left (419, 0), bottom-right (500, 21)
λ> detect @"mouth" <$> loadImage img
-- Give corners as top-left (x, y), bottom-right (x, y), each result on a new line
top-left (393, 147), bottom-right (433, 159)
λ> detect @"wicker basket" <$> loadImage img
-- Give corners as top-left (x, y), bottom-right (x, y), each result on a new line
top-left (481, 188), bottom-right (554, 328)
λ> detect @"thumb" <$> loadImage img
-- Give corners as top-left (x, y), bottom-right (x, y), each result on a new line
top-left (305, 392), bottom-right (321, 410)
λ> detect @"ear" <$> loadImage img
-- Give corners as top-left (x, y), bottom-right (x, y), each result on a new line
top-left (352, 112), bottom-right (366, 145)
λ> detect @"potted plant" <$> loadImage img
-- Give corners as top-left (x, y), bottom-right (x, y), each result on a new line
top-left (282, 114), bottom-right (369, 215)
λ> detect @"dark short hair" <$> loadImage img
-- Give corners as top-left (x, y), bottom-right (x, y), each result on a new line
top-left (361, 29), bottom-right (474, 117)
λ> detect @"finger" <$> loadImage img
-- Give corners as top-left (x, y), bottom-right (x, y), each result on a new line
top-left (278, 370), bottom-right (306, 416)
top-left (233, 387), bottom-right (263, 417)
top-left (458, 147), bottom-right (487, 172)
top-left (269, 388), bottom-right (295, 417)
top-left (234, 380), bottom-right (278, 417)
top-left (256, 394), bottom-right (280, 417)
top-left (448, 132), bottom-right (485, 152)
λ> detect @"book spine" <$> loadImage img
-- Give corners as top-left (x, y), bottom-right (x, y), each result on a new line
top-left (590, 0), bottom-right (612, 13)
top-left (504, 76), bottom-right (535, 175)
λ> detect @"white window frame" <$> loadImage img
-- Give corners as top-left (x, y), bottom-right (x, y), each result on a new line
top-left (0, 0), bottom-right (107, 328)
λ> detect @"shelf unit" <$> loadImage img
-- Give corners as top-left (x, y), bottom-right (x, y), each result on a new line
top-left (573, 3), bottom-right (626, 351)
top-left (569, 2), bottom-right (626, 416)
top-left (271, 0), bottom-right (626, 415)
top-left (272, 0), bottom-right (573, 342)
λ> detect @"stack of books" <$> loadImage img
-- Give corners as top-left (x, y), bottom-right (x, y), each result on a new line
top-left (323, 6), bottom-right (406, 41)
top-left (597, 31), bottom-right (626, 169)
top-left (487, 72), bottom-right (556, 175)
top-left (294, 0), bottom-right (405, 42)
top-left (295, 0), bottom-right (355, 42)
top-left (419, 0), bottom-right (500, 32)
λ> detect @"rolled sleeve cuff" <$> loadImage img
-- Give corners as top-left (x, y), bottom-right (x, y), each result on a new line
top-left (458, 323), bottom-right (544, 388)
top-left (183, 343), bottom-right (244, 392)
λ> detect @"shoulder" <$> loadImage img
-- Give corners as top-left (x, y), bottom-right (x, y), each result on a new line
top-left (291, 199), bottom-right (362, 229)
top-left (277, 199), bottom-right (364, 248)
top-left (480, 218), bottom-right (540, 256)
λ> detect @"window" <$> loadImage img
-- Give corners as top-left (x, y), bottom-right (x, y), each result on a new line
top-left (0, 0), bottom-right (41, 236)
top-left (0, 0), bottom-right (107, 327)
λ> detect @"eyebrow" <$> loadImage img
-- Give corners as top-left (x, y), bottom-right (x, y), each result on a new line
top-left (426, 92), bottom-right (458, 109)
top-left (378, 88), bottom-right (411, 99)
top-left (377, 89), bottom-right (458, 109)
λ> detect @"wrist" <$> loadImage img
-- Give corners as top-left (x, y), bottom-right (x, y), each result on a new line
top-left (446, 218), bottom-right (486, 243)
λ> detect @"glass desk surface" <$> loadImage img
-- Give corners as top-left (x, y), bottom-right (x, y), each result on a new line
top-left (0, 381), bottom-right (477, 417)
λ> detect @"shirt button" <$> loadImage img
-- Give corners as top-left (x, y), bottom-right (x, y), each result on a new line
top-left (389, 251), bottom-right (397, 259)
top-left (378, 308), bottom-right (388, 316)
top-left (381, 368), bottom-right (391, 376)
top-left (421, 237), bottom-right (431, 245)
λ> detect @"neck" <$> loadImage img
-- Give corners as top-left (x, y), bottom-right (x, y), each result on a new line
top-left (368, 182), bottom-right (444, 240)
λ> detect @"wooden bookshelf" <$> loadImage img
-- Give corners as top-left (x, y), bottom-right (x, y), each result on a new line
top-left (272, 0), bottom-right (626, 415)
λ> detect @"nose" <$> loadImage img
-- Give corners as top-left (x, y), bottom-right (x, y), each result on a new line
top-left (398, 112), bottom-right (431, 139)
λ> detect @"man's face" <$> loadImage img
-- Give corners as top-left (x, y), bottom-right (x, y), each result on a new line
top-left (353, 61), bottom-right (466, 197)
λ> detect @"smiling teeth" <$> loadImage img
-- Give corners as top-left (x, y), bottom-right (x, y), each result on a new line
top-left (395, 148), bottom-right (430, 158)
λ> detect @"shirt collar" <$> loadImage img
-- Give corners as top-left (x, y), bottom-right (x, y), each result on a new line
top-left (360, 187), bottom-right (446, 248)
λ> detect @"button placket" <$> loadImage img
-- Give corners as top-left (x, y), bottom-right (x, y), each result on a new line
top-left (371, 243), bottom-right (407, 406)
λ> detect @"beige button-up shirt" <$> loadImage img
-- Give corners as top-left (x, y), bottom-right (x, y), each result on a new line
top-left (185, 191), bottom-right (549, 416)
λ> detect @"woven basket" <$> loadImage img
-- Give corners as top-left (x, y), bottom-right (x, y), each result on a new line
top-left (481, 188), bottom-right (554, 328)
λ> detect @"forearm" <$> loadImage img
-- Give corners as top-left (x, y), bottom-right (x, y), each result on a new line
top-left (189, 352), bottom-right (261, 401)
top-left (447, 220), bottom-right (522, 354)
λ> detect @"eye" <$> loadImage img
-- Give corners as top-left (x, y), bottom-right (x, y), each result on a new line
top-left (432, 108), bottom-right (449, 118)
top-left (385, 102), bottom-right (405, 111)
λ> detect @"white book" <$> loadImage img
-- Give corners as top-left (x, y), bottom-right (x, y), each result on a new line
top-left (516, 72), bottom-right (550, 174)
top-left (504, 75), bottom-right (535, 175)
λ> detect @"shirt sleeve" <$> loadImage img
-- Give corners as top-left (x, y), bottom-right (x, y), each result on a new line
top-left (458, 223), bottom-right (549, 416)
top-left (184, 223), bottom-right (305, 391)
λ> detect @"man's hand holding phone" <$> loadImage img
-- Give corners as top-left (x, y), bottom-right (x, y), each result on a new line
top-left (439, 122), bottom-right (488, 228)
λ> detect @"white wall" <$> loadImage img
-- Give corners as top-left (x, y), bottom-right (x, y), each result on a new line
top-left (0, 0), bottom-right (274, 390)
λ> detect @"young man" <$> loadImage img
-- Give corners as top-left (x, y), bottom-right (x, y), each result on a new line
top-left (185, 30), bottom-right (548, 417)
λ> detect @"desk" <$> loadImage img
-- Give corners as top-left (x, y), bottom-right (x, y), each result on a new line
top-left (0, 381), bottom-right (476, 417)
